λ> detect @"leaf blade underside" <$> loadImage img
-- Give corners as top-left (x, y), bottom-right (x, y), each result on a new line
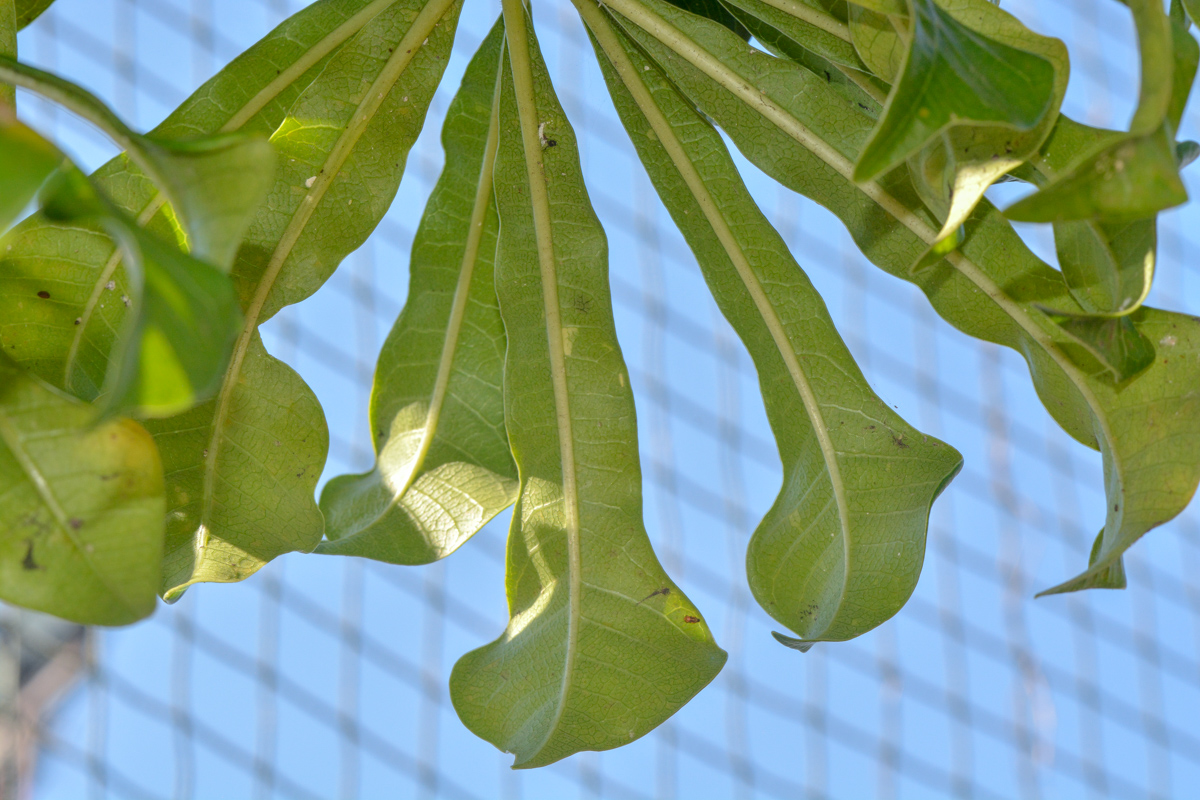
top-left (318, 19), bottom-right (518, 565)
top-left (604, 0), bottom-right (1200, 593)
top-left (0, 353), bottom-right (164, 625)
top-left (449, 4), bottom-right (726, 768)
top-left (584, 3), bottom-right (961, 644)
top-left (142, 0), bottom-right (463, 598)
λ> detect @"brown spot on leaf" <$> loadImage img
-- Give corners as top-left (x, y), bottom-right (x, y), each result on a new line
top-left (37, 291), bottom-right (50, 299)
top-left (22, 540), bottom-right (41, 571)
top-left (683, 615), bottom-right (700, 624)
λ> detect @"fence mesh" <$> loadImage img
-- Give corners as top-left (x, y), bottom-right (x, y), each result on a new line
top-left (4, 0), bottom-right (1200, 797)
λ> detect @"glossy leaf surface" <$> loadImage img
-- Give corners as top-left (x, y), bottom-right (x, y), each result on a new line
top-left (1040, 311), bottom-right (1156, 383)
top-left (319, 21), bottom-right (518, 564)
top-left (0, 0), bottom-right (401, 406)
top-left (721, 0), bottom-right (863, 70)
top-left (854, 0), bottom-right (1057, 183)
top-left (2, 125), bottom-right (243, 420)
top-left (586, 4), bottom-right (961, 645)
top-left (147, 0), bottom-right (462, 598)
top-left (0, 107), bottom-right (62, 230)
top-left (450, 4), bottom-right (725, 768)
top-left (900, 0), bottom-right (1066, 254)
top-left (606, 0), bottom-right (1200, 593)
top-left (0, 353), bottom-right (164, 625)
top-left (1007, 0), bottom-right (1192, 223)
top-left (848, 3), bottom-right (905, 81)
top-left (0, 56), bottom-right (275, 269)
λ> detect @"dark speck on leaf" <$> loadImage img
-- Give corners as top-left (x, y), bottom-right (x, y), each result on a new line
top-left (857, 103), bottom-right (869, 111)
top-left (683, 615), bottom-right (700, 624)
top-left (37, 290), bottom-right (50, 299)
top-left (22, 540), bottom-right (40, 571)
top-left (893, 435), bottom-right (909, 449)
top-left (69, 518), bottom-right (83, 530)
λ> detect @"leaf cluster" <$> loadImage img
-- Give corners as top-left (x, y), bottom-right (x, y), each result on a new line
top-left (2, 0), bottom-right (1199, 766)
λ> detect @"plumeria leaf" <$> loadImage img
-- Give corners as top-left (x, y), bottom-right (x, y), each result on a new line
top-left (848, 3), bottom-right (905, 81)
top-left (1007, 0), bottom-right (1194, 224)
top-left (0, 106), bottom-right (63, 230)
top-left (602, 0), bottom-right (1200, 595)
top-left (0, 55), bottom-right (275, 269)
top-left (145, 0), bottom-right (463, 598)
top-left (720, 0), bottom-right (864, 70)
top-left (2, 122), bottom-right (242, 420)
top-left (449, 4), bottom-right (725, 768)
top-left (0, 0), bottom-right (407, 406)
top-left (1038, 309), bottom-right (1156, 383)
top-left (853, 0), bottom-right (1058, 184)
top-left (15, 0), bottom-right (54, 29)
top-left (318, 21), bottom-right (518, 565)
top-left (585, 2), bottom-right (961, 646)
top-left (0, 352), bottom-right (164, 625)
top-left (900, 0), bottom-right (1066, 258)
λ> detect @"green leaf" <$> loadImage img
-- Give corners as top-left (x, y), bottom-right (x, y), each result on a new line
top-left (0, 56), bottom-right (276, 269)
top-left (0, 353), bottom-right (164, 625)
top-left (848, 4), bottom-right (905, 81)
top-left (0, 106), bottom-right (63, 231)
top-left (1006, 0), bottom-right (1193, 224)
top-left (15, 0), bottom-right (53, 29)
top-left (449, 4), bottom-right (725, 768)
top-left (145, 0), bottom-right (462, 599)
top-left (1005, 124), bottom-right (1188, 223)
top-left (719, 0), bottom-right (863, 70)
top-left (1038, 310), bottom-right (1156, 383)
top-left (725, 1), bottom-right (888, 108)
top-left (603, 0), bottom-right (1200, 594)
top-left (318, 20), bottom-right (518, 565)
top-left (664, 0), bottom-right (751, 39)
top-left (849, 0), bottom-right (906, 12)
top-left (0, 0), bottom-right (406, 405)
top-left (585, 3), bottom-right (960, 645)
top-left (853, 0), bottom-right (1058, 183)
top-left (900, 0), bottom-right (1066, 256)
top-left (2, 125), bottom-right (243, 420)
top-left (1055, 217), bottom-right (1154, 315)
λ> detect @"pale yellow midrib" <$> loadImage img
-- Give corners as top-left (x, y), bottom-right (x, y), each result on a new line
top-left (578, 0), bottom-right (851, 638)
top-left (63, 0), bottom-right (399, 390)
top-left (0, 403), bottom-right (134, 615)
top-left (605, 0), bottom-right (1116, 479)
top-left (502, 0), bottom-right (583, 762)
top-left (197, 0), bottom-right (459, 554)
top-left (371, 56), bottom-right (504, 527)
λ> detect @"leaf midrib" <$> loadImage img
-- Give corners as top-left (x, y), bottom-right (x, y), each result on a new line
top-left (502, 0), bottom-right (583, 762)
top-left (579, 0), bottom-right (851, 641)
top-left (198, 0), bottom-right (459, 558)
top-left (0, 399), bottom-right (137, 616)
top-left (606, 0), bottom-right (1120, 527)
top-left (63, 0), bottom-right (402, 391)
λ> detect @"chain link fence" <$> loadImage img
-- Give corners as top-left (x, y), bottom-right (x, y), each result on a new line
top-left (4, 0), bottom-right (1200, 797)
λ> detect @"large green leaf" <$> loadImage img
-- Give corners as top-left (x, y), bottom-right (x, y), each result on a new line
top-left (318, 21), bottom-right (518, 565)
top-left (854, 0), bottom-right (1057, 184)
top-left (147, 0), bottom-right (462, 598)
top-left (0, 0), bottom-right (401, 407)
top-left (0, 56), bottom-right (275, 269)
top-left (848, 3), bottom-right (905, 81)
top-left (583, 3), bottom-right (960, 645)
top-left (720, 0), bottom-right (863, 70)
top-left (0, 353), bottom-right (164, 626)
top-left (14, 0), bottom-right (53, 29)
top-left (899, 0), bottom-right (1066, 257)
top-left (604, 0), bottom-right (1200, 593)
top-left (0, 104), bottom-right (62, 230)
top-left (450, 3), bottom-right (725, 768)
top-left (0, 118), bottom-right (243, 420)
top-left (1007, 0), bottom-right (1192, 223)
